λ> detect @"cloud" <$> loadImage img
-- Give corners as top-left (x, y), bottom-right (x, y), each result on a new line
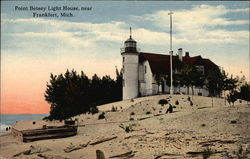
top-left (227, 8), bottom-right (249, 13)
top-left (14, 31), bottom-right (96, 48)
top-left (2, 18), bottom-right (133, 57)
top-left (3, 18), bottom-right (128, 40)
top-left (131, 4), bottom-right (249, 45)
top-left (2, 4), bottom-right (249, 55)
top-left (153, 4), bottom-right (249, 28)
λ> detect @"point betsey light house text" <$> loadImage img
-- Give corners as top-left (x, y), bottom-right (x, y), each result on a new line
top-left (15, 6), bottom-right (92, 12)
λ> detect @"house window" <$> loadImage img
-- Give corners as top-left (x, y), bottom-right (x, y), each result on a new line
top-left (196, 66), bottom-right (204, 74)
top-left (144, 66), bottom-right (147, 74)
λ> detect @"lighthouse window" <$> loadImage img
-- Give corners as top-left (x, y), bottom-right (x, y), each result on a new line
top-left (123, 79), bottom-right (125, 87)
top-left (123, 65), bottom-right (125, 73)
top-left (125, 42), bottom-right (136, 47)
top-left (145, 66), bottom-right (147, 73)
top-left (123, 57), bottom-right (125, 62)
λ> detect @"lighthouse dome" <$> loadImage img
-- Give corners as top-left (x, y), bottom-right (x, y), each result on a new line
top-left (125, 37), bottom-right (136, 43)
top-left (124, 36), bottom-right (137, 48)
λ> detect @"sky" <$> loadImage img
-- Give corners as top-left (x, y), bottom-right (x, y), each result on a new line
top-left (1, 1), bottom-right (249, 114)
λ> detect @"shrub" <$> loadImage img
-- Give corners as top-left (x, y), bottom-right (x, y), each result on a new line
top-left (230, 120), bottom-right (237, 124)
top-left (130, 98), bottom-right (134, 102)
top-left (227, 91), bottom-right (238, 106)
top-left (152, 107), bottom-right (156, 111)
top-left (238, 145), bottom-right (243, 155)
top-left (158, 99), bottom-right (168, 106)
top-left (130, 112), bottom-right (135, 115)
top-left (90, 106), bottom-right (99, 114)
top-left (146, 111), bottom-right (151, 115)
top-left (202, 148), bottom-right (213, 159)
top-left (111, 105), bottom-right (116, 112)
top-left (98, 112), bottom-right (105, 120)
top-left (125, 126), bottom-right (132, 133)
top-left (129, 118), bottom-right (134, 121)
top-left (159, 111), bottom-right (162, 113)
top-left (236, 145), bottom-right (248, 159)
top-left (190, 101), bottom-right (193, 106)
top-left (175, 100), bottom-right (179, 105)
top-left (65, 120), bottom-right (75, 125)
top-left (43, 116), bottom-right (50, 120)
top-left (187, 96), bottom-right (191, 101)
top-left (119, 124), bottom-right (133, 133)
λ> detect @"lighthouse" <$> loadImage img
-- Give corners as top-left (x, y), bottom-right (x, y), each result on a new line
top-left (121, 28), bottom-right (139, 100)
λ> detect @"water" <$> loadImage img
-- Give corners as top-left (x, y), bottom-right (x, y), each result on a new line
top-left (0, 114), bottom-right (48, 132)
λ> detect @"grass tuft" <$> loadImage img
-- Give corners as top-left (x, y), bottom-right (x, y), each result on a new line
top-left (98, 112), bottom-right (105, 120)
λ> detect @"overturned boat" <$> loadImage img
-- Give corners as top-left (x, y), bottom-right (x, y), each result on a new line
top-left (11, 119), bottom-right (78, 142)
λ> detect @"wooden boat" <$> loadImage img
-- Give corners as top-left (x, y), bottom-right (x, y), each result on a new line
top-left (12, 123), bottom-right (78, 142)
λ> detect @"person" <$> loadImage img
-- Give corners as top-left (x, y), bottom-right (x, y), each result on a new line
top-left (166, 104), bottom-right (173, 114)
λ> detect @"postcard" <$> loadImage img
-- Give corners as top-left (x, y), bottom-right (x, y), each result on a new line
top-left (1, 1), bottom-right (249, 158)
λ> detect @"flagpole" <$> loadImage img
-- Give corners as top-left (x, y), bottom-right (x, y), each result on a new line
top-left (168, 11), bottom-right (174, 95)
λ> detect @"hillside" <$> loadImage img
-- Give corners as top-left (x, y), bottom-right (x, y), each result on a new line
top-left (0, 95), bottom-right (249, 159)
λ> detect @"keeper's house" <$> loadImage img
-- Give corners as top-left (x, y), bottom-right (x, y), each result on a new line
top-left (121, 33), bottom-right (219, 100)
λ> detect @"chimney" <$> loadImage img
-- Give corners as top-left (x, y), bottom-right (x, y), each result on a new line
top-left (178, 48), bottom-right (183, 61)
top-left (185, 51), bottom-right (189, 57)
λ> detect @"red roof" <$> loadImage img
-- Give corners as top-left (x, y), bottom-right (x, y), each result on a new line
top-left (139, 52), bottom-right (218, 75)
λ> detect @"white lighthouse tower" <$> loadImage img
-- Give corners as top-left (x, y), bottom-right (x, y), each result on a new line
top-left (121, 28), bottom-right (139, 100)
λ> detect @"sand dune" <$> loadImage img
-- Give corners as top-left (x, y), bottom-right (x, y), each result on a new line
top-left (0, 95), bottom-right (249, 159)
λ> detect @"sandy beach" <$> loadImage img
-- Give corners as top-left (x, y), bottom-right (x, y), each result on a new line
top-left (0, 95), bottom-right (249, 159)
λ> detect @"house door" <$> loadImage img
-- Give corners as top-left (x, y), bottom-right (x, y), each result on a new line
top-left (161, 81), bottom-right (165, 93)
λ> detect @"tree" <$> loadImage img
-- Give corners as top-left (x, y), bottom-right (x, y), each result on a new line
top-left (155, 74), bottom-right (167, 94)
top-left (177, 64), bottom-right (193, 95)
top-left (206, 68), bottom-right (224, 97)
top-left (45, 69), bottom-right (123, 120)
top-left (221, 70), bottom-right (229, 105)
top-left (45, 70), bottom-right (90, 119)
top-left (101, 75), bottom-right (116, 103)
top-left (227, 91), bottom-right (238, 106)
top-left (170, 58), bottom-right (184, 94)
top-left (237, 82), bottom-right (250, 101)
top-left (206, 68), bottom-right (227, 107)
top-left (115, 66), bottom-right (123, 100)
top-left (226, 75), bottom-right (238, 93)
top-left (219, 70), bottom-right (239, 105)
top-left (90, 74), bottom-right (102, 106)
top-left (190, 67), bottom-right (205, 96)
